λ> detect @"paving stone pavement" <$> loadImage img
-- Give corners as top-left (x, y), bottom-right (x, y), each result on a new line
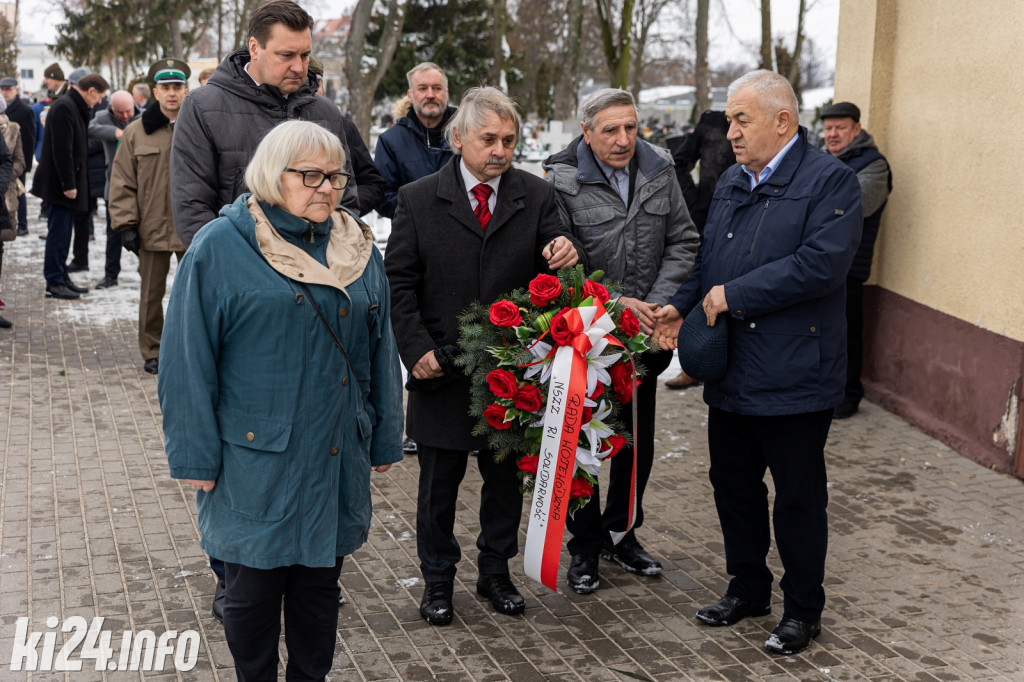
top-left (1, 188), bottom-right (1023, 680)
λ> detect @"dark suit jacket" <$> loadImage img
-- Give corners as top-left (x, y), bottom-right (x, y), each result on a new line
top-left (385, 157), bottom-right (583, 450)
top-left (29, 87), bottom-right (90, 212)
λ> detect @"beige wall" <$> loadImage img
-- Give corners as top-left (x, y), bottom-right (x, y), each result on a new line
top-left (835, 0), bottom-right (1024, 342)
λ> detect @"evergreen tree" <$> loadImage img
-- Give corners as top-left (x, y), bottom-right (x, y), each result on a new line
top-left (0, 15), bottom-right (17, 78)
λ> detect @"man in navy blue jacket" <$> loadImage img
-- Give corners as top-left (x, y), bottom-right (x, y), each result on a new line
top-left (653, 70), bottom-right (862, 656)
top-left (374, 62), bottom-right (455, 219)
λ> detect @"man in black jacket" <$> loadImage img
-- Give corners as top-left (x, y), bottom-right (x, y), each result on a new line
top-left (30, 73), bottom-right (110, 300)
top-left (1, 77), bottom-right (36, 236)
top-left (820, 101), bottom-right (892, 419)
top-left (385, 87), bottom-right (580, 627)
top-left (171, 0), bottom-right (383, 248)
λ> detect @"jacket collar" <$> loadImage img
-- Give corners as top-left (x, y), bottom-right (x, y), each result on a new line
top-left (141, 102), bottom-right (171, 135)
top-left (436, 157), bottom-right (524, 238)
top-left (208, 48), bottom-right (319, 107)
top-left (66, 87), bottom-right (90, 118)
top-left (399, 106), bottom-right (456, 148)
top-left (726, 126), bottom-right (809, 193)
top-left (545, 134), bottom-right (670, 183)
top-left (247, 195), bottom-right (374, 294)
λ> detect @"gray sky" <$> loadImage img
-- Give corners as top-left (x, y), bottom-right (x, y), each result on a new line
top-left (19, 0), bottom-right (839, 75)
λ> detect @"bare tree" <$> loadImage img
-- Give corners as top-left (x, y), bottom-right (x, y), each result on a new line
top-left (594, 0), bottom-right (636, 89)
top-left (344, 0), bottom-right (407, 144)
top-left (693, 0), bottom-right (710, 118)
top-left (490, 0), bottom-right (507, 86)
top-left (553, 0), bottom-right (584, 118)
top-left (759, 0), bottom-right (773, 71)
top-left (628, 0), bottom-right (677, 99)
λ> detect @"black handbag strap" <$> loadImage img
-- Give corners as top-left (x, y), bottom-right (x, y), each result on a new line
top-left (296, 281), bottom-right (367, 410)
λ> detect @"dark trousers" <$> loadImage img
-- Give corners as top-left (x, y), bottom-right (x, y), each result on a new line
top-left (44, 205), bottom-right (79, 286)
top-left (17, 193), bottom-right (27, 232)
top-left (416, 445), bottom-right (522, 582)
top-left (70, 208), bottom-right (91, 268)
top-left (138, 249), bottom-right (183, 359)
top-left (707, 407), bottom-right (833, 623)
top-left (223, 558), bottom-right (344, 682)
top-left (567, 348), bottom-right (673, 555)
top-left (104, 208), bottom-right (121, 280)
top-left (845, 278), bottom-right (864, 405)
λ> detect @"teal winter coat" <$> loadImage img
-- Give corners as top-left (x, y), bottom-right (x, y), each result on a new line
top-left (158, 194), bottom-right (404, 569)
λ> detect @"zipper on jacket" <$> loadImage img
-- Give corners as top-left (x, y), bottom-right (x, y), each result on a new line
top-left (309, 223), bottom-right (315, 247)
top-left (748, 200), bottom-right (770, 254)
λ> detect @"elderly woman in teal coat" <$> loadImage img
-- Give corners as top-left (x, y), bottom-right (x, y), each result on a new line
top-left (158, 120), bottom-right (403, 680)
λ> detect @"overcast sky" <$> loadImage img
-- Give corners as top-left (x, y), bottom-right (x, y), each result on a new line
top-left (19, 0), bottom-right (839, 75)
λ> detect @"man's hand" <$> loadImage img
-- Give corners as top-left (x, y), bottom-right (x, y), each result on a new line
top-left (183, 479), bottom-right (216, 492)
top-left (652, 304), bottom-right (682, 351)
top-left (619, 296), bottom-right (659, 332)
top-left (543, 236), bottom-right (579, 270)
top-left (371, 464), bottom-right (392, 473)
top-left (115, 128), bottom-right (124, 140)
top-left (411, 350), bottom-right (443, 380)
top-left (63, 188), bottom-right (78, 200)
top-left (703, 285), bottom-right (729, 326)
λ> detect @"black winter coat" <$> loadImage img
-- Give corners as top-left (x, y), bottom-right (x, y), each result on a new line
top-left (171, 48), bottom-right (385, 247)
top-left (673, 110), bottom-right (735, 233)
top-left (373, 106), bottom-right (455, 218)
top-left (6, 97), bottom-right (35, 178)
top-left (30, 88), bottom-right (91, 212)
top-left (384, 158), bottom-right (583, 450)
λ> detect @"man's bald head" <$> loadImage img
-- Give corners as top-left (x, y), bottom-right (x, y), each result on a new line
top-left (109, 90), bottom-right (136, 123)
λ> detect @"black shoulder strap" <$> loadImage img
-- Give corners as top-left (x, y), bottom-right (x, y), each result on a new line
top-left (295, 281), bottom-right (367, 410)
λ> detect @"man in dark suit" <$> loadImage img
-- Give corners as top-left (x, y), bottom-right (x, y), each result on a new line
top-left (385, 86), bottom-right (581, 627)
top-left (0, 77), bottom-right (36, 236)
top-left (30, 73), bottom-right (110, 300)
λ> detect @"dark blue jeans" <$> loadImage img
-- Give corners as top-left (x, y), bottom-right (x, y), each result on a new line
top-left (44, 205), bottom-right (80, 286)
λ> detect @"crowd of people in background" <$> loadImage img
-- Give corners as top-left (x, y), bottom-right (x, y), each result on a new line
top-left (2, 0), bottom-right (893, 675)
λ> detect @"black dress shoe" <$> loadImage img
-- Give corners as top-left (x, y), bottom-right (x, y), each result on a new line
top-left (420, 581), bottom-right (454, 626)
top-left (567, 554), bottom-right (600, 594)
top-left (16, 227), bottom-right (27, 236)
top-left (402, 437), bottom-right (418, 454)
top-left (67, 263), bottom-right (89, 273)
top-left (144, 358), bottom-right (159, 375)
top-left (0, 315), bottom-right (11, 329)
top-left (211, 579), bottom-right (225, 624)
top-left (476, 574), bottom-right (525, 615)
top-left (765, 616), bottom-right (821, 655)
top-left (696, 594), bottom-right (772, 626)
top-left (63, 279), bottom-right (89, 294)
top-left (45, 284), bottom-right (81, 300)
top-left (601, 539), bottom-right (662, 576)
top-left (95, 277), bottom-right (118, 289)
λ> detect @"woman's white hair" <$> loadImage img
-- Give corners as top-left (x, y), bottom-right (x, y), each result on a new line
top-left (245, 120), bottom-right (346, 206)
top-left (727, 69), bottom-right (798, 120)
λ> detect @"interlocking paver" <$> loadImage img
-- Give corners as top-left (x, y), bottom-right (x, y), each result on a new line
top-left (2, 188), bottom-right (1024, 680)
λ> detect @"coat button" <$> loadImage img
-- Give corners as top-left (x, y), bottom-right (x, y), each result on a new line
top-left (727, 232), bottom-right (733, 238)
top-left (338, 308), bottom-right (349, 318)
top-left (749, 322), bottom-right (756, 329)
top-left (342, 376), bottom-right (349, 386)
top-left (330, 446), bottom-right (339, 456)
top-left (246, 432), bottom-right (255, 442)
top-left (810, 326), bottom-right (817, 332)
top-left (295, 294), bottom-right (304, 304)
top-left (735, 310), bottom-right (742, 316)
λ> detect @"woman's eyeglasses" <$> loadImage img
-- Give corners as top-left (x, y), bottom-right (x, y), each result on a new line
top-left (285, 168), bottom-right (351, 190)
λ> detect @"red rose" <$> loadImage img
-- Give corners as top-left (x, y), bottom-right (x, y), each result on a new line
top-left (484, 404), bottom-right (512, 430)
top-left (570, 477), bottom-right (594, 498)
top-left (513, 384), bottom-right (544, 413)
top-left (583, 280), bottom-right (610, 304)
top-left (609, 361), bottom-right (635, 403)
top-left (619, 307), bottom-right (641, 337)
top-left (581, 406), bottom-right (593, 425)
top-left (549, 308), bottom-right (575, 346)
top-left (604, 434), bottom-right (628, 459)
top-left (489, 300), bottom-right (523, 328)
top-left (486, 369), bottom-right (519, 399)
top-left (588, 382), bottom-right (605, 401)
top-left (528, 274), bottom-right (562, 307)
top-left (517, 454), bottom-right (539, 475)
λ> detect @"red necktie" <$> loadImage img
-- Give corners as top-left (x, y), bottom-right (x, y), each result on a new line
top-left (471, 183), bottom-right (493, 231)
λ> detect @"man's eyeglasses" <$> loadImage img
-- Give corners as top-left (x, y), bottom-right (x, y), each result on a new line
top-left (285, 168), bottom-right (351, 190)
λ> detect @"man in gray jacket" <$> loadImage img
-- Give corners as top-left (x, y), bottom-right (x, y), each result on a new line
top-left (89, 90), bottom-right (140, 288)
top-left (543, 88), bottom-right (699, 594)
top-left (170, 0), bottom-right (383, 247)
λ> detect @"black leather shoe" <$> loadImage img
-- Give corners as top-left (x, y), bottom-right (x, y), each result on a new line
top-left (601, 539), bottom-right (662, 576)
top-left (211, 579), bottom-right (225, 624)
top-left (63, 279), bottom-right (89, 294)
top-left (696, 594), bottom-right (772, 626)
top-left (144, 358), bottom-right (159, 375)
top-left (45, 284), bottom-right (81, 300)
top-left (16, 227), bottom-right (27, 236)
top-left (420, 581), bottom-right (454, 626)
top-left (0, 315), bottom-right (11, 329)
top-left (67, 263), bottom-right (89, 273)
top-left (476, 574), bottom-right (525, 615)
top-left (765, 616), bottom-right (821, 655)
top-left (567, 554), bottom-right (600, 594)
top-left (403, 437), bottom-right (418, 454)
top-left (95, 277), bottom-right (118, 289)
top-left (833, 401), bottom-right (859, 419)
